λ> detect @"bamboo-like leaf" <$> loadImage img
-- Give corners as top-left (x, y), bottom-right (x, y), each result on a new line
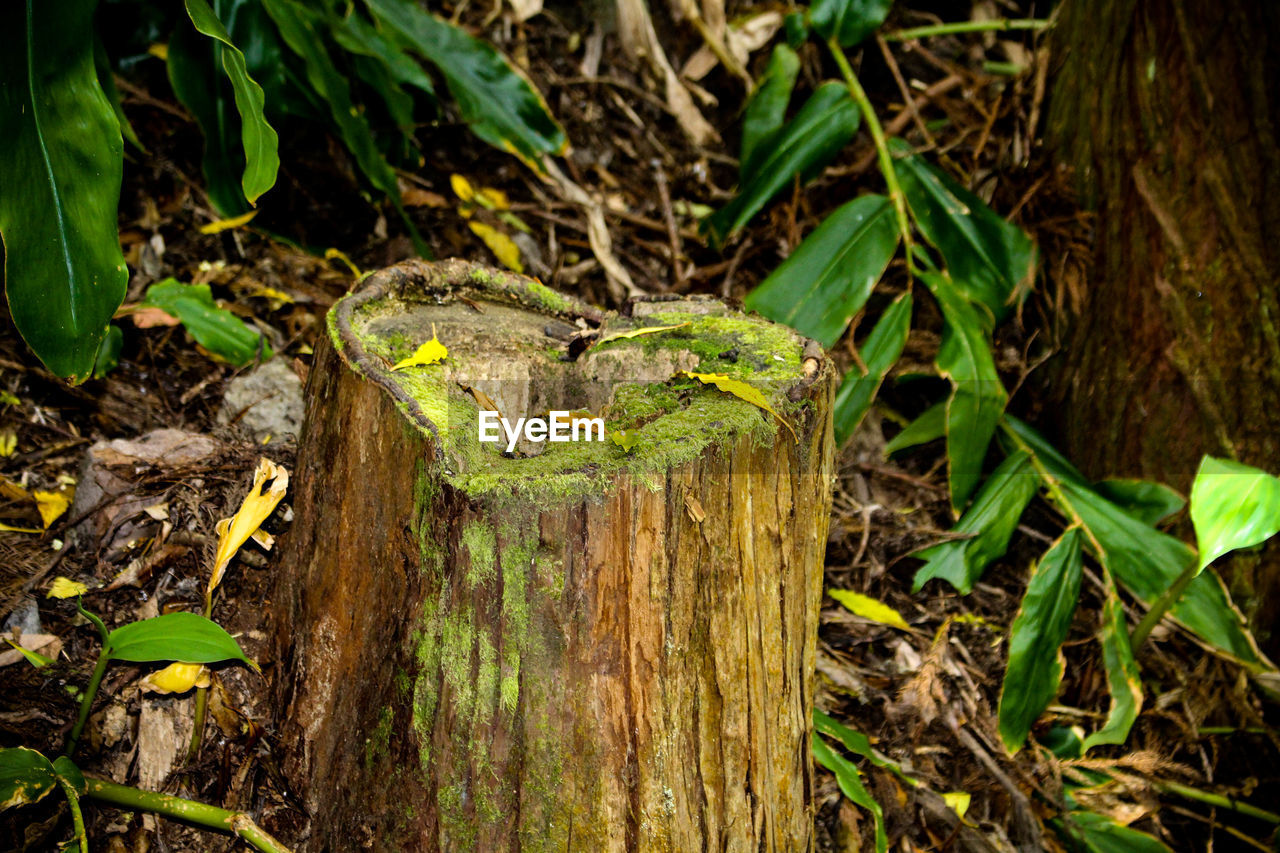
top-left (912, 451), bottom-right (1040, 593)
top-left (813, 709), bottom-right (917, 785)
top-left (1057, 810), bottom-right (1174, 853)
top-left (809, 0), bottom-right (894, 47)
top-left (894, 142), bottom-right (1036, 321)
top-left (811, 735), bottom-right (888, 853)
top-left (740, 44), bottom-right (799, 173)
top-left (331, 12), bottom-right (437, 100)
top-left (0, 0), bottom-right (129, 381)
top-left (884, 400), bottom-right (945, 455)
top-left (1082, 591), bottom-right (1142, 751)
top-left (1094, 478), bottom-right (1185, 526)
top-left (745, 195), bottom-right (899, 348)
top-left (998, 528), bottom-right (1083, 753)
top-left (833, 292), bottom-right (912, 444)
top-left (106, 612), bottom-right (252, 666)
top-left (0, 747), bottom-right (57, 811)
top-left (705, 82), bottom-right (859, 245)
top-left (141, 279), bottom-right (272, 367)
top-left (1189, 456), bottom-right (1280, 573)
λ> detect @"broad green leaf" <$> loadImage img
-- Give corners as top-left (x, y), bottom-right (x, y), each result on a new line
top-left (350, 54), bottom-right (417, 144)
top-left (828, 589), bottom-right (910, 630)
top-left (1083, 591), bottom-right (1142, 751)
top-left (51, 756), bottom-right (85, 797)
top-left (809, 0), bottom-right (895, 47)
top-left (106, 611), bottom-right (251, 666)
top-left (1057, 810), bottom-right (1173, 853)
top-left (183, 0), bottom-right (279, 204)
top-left (705, 83), bottom-right (859, 245)
top-left (912, 451), bottom-right (1039, 594)
top-left (745, 195), bottom-right (899, 348)
top-left (811, 735), bottom-right (888, 853)
top-left (998, 528), bottom-right (1083, 752)
top-left (998, 414), bottom-right (1088, 486)
top-left (1095, 478), bottom-right (1185, 526)
top-left (885, 400), bottom-right (945, 455)
top-left (93, 35), bottom-right (143, 151)
top-left (0, 747), bottom-right (57, 810)
top-left (363, 0), bottom-right (566, 166)
top-left (0, 0), bottom-right (129, 381)
top-left (833, 292), bottom-right (913, 443)
top-left (1040, 726), bottom-right (1084, 760)
top-left (142, 279), bottom-right (272, 367)
top-left (741, 44), bottom-right (799, 174)
top-left (331, 13), bottom-right (437, 101)
top-left (813, 709), bottom-right (917, 785)
top-left (1189, 456), bottom-right (1280, 573)
top-left (923, 272), bottom-right (1007, 512)
top-left (894, 142), bottom-right (1036, 320)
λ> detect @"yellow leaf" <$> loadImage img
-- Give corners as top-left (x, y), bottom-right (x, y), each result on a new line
top-left (391, 329), bottom-right (449, 370)
top-left (147, 43), bottom-right (168, 61)
top-left (827, 590), bottom-right (911, 630)
top-left (610, 429), bottom-right (639, 453)
top-left (941, 791), bottom-right (971, 818)
top-left (477, 186), bottom-right (510, 211)
top-left (139, 662), bottom-right (212, 695)
top-left (468, 222), bottom-right (523, 273)
top-left (679, 371), bottom-right (797, 443)
top-left (33, 490), bottom-right (71, 529)
top-left (450, 173), bottom-right (475, 204)
top-left (0, 391), bottom-right (19, 406)
top-left (198, 209), bottom-right (258, 235)
top-left (0, 429), bottom-right (16, 457)
top-left (0, 523), bottom-right (42, 534)
top-left (47, 577), bottom-right (88, 599)
top-left (324, 248), bottom-right (362, 278)
top-left (209, 458), bottom-right (289, 600)
top-left (597, 322), bottom-right (690, 345)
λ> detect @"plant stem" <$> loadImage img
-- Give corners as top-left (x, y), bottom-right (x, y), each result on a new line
top-left (187, 686), bottom-right (209, 761)
top-left (1129, 561), bottom-right (1197, 650)
top-left (84, 777), bottom-right (294, 853)
top-left (826, 38), bottom-right (914, 276)
top-left (56, 777), bottom-right (89, 853)
top-left (1155, 779), bottom-right (1280, 824)
top-left (65, 650), bottom-right (109, 756)
top-left (885, 19), bottom-right (1051, 42)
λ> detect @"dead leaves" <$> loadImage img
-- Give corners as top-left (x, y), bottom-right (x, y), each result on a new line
top-left (391, 331), bottom-right (449, 371)
top-left (208, 458), bottom-right (289, 608)
top-left (680, 370), bottom-right (797, 442)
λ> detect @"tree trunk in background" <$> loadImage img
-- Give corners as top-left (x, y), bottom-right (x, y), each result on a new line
top-left (1044, 0), bottom-right (1280, 644)
top-left (271, 260), bottom-right (835, 851)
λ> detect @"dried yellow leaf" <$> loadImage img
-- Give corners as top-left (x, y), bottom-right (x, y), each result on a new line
top-left (199, 209), bottom-right (258, 235)
top-left (450, 173), bottom-right (476, 204)
top-left (679, 371), bottom-right (797, 443)
top-left (596, 322), bottom-right (690, 345)
top-left (941, 791), bottom-right (971, 818)
top-left (33, 490), bottom-right (71, 529)
top-left (610, 429), bottom-right (639, 453)
top-left (139, 662), bottom-right (211, 695)
top-left (47, 577), bottom-right (88, 599)
top-left (391, 329), bottom-right (449, 370)
top-left (477, 186), bottom-right (510, 211)
top-left (468, 222), bottom-right (523, 273)
top-left (324, 248), bottom-right (362, 279)
top-left (209, 458), bottom-right (289, 599)
top-left (0, 523), bottom-right (42, 534)
top-left (827, 589), bottom-right (910, 631)
top-left (0, 429), bottom-right (16, 457)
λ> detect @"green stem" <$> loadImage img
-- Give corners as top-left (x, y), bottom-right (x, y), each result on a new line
top-left (84, 777), bottom-right (294, 853)
top-left (1129, 561), bottom-right (1198, 650)
top-left (826, 38), bottom-right (914, 276)
top-left (56, 777), bottom-right (89, 853)
top-left (65, 650), bottom-right (109, 757)
top-left (188, 686), bottom-right (209, 761)
top-left (885, 19), bottom-right (1051, 41)
top-left (1155, 779), bottom-right (1280, 825)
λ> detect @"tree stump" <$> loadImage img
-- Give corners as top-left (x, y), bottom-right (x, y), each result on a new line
top-left (272, 259), bottom-right (836, 851)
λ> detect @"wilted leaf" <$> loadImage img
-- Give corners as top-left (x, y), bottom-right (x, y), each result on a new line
top-left (198, 209), bottom-right (258, 235)
top-left (740, 44), bottom-right (799, 173)
top-left (809, 0), bottom-right (894, 47)
top-left (1082, 591), bottom-right (1142, 751)
top-left (106, 612), bottom-right (252, 667)
top-left (833, 292), bottom-right (912, 444)
top-left (0, 747), bottom-right (57, 810)
top-left (828, 589), bottom-right (910, 630)
top-left (680, 371), bottom-right (797, 442)
top-left (47, 577), bottom-right (89, 599)
top-left (941, 792), bottom-right (971, 818)
top-left (811, 735), bottom-right (888, 853)
top-left (1189, 456), bottom-right (1280, 574)
top-left (209, 458), bottom-right (288, 598)
top-left (468, 222), bottom-right (523, 273)
top-left (745, 195), bottom-right (899, 348)
top-left (139, 662), bottom-right (213, 695)
top-left (392, 333), bottom-right (449, 370)
top-left (33, 490), bottom-right (70, 529)
top-left (998, 528), bottom-right (1083, 753)
top-left (141, 279), bottom-right (273, 367)
top-left (596, 323), bottom-right (690, 345)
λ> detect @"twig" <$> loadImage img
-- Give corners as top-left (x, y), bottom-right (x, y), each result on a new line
top-left (875, 35), bottom-right (938, 151)
top-left (652, 162), bottom-right (684, 290)
top-left (885, 19), bottom-right (1051, 42)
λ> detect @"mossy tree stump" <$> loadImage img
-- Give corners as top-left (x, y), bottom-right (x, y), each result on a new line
top-left (273, 259), bottom-right (836, 851)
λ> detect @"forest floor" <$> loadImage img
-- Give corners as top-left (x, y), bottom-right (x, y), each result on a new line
top-left (1, 1), bottom-right (1277, 851)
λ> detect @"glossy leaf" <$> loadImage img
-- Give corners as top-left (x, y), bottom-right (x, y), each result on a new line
top-left (1082, 591), bottom-right (1142, 751)
top-left (809, 0), bottom-right (894, 47)
top-left (811, 735), bottom-right (888, 853)
top-left (833, 292), bottom-right (912, 443)
top-left (924, 272), bottom-right (1007, 512)
top-left (894, 143), bottom-right (1036, 321)
top-left (998, 528), bottom-right (1083, 752)
top-left (1095, 478), bottom-right (1185, 526)
top-left (183, 0), bottom-right (279, 204)
top-left (912, 451), bottom-right (1040, 594)
top-left (94, 35), bottom-right (143, 151)
top-left (363, 0), bottom-right (566, 166)
top-left (740, 44), bottom-right (799, 174)
top-left (106, 611), bottom-right (251, 666)
top-left (705, 82), bottom-right (859, 245)
top-left (884, 400), bottom-right (945, 455)
top-left (1058, 810), bottom-right (1173, 853)
top-left (142, 279), bottom-right (272, 367)
top-left (331, 12), bottom-right (436, 100)
top-left (1189, 456), bottom-right (1280, 573)
top-left (0, 0), bottom-right (128, 381)
top-left (0, 747), bottom-right (57, 810)
top-left (51, 756), bottom-right (85, 797)
top-left (745, 195), bottom-right (899, 348)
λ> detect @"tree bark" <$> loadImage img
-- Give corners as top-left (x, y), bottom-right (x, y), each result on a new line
top-left (1044, 0), bottom-right (1280, 641)
top-left (271, 259), bottom-right (835, 851)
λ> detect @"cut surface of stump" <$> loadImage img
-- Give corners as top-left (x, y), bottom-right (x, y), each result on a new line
top-left (274, 259), bottom-right (836, 851)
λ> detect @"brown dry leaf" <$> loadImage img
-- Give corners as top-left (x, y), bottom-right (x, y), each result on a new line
top-left (401, 186), bottom-right (449, 208)
top-left (614, 0), bottom-right (717, 145)
top-left (209, 458), bottom-right (289, 600)
top-left (130, 306), bottom-right (182, 328)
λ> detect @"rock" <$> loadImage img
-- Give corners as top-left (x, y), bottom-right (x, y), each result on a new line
top-left (217, 358), bottom-right (305, 442)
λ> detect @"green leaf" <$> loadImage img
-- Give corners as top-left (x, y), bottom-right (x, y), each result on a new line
top-left (92, 324), bottom-right (123, 380)
top-left (142, 279), bottom-right (272, 367)
top-left (884, 400), bottom-right (945, 455)
top-left (894, 142), bottom-right (1036, 321)
top-left (0, 0), bottom-right (129, 381)
top-left (740, 44), bottom-right (799, 174)
top-left (1082, 591), bottom-right (1142, 752)
top-left (811, 735), bottom-right (888, 853)
top-left (813, 709), bottom-right (917, 785)
top-left (745, 195), bottom-right (899, 348)
top-left (183, 0), bottom-right (279, 205)
top-left (93, 35), bottom-right (143, 151)
top-left (1094, 478), bottom-right (1185, 526)
top-left (331, 13), bottom-right (437, 101)
top-left (912, 451), bottom-right (1040, 594)
top-left (1189, 456), bottom-right (1280, 573)
top-left (106, 611), bottom-right (251, 666)
top-left (809, 0), bottom-right (894, 47)
top-left (0, 746), bottom-right (57, 810)
top-left (923, 272), bottom-right (1008, 512)
top-left (704, 82), bottom-right (860, 245)
top-left (833, 292), bottom-right (913, 443)
top-left (998, 528), bottom-right (1083, 753)
top-left (51, 756), bottom-right (86, 797)
top-left (363, 0), bottom-right (566, 166)
top-left (1057, 810), bottom-right (1174, 853)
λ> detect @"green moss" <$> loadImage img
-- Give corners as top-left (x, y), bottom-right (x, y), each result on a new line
top-left (521, 280), bottom-right (575, 314)
top-left (461, 521), bottom-right (497, 587)
top-left (364, 705), bottom-right (394, 767)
